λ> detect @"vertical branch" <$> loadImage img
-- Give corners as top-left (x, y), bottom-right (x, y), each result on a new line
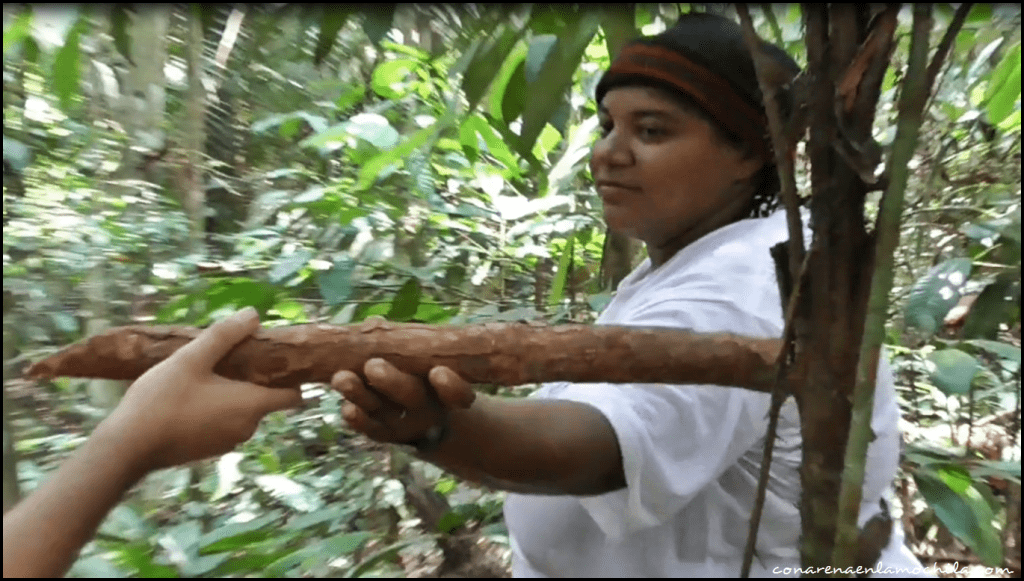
top-left (184, 4), bottom-right (208, 255)
top-left (832, 4), bottom-right (934, 572)
top-left (735, 5), bottom-right (805, 576)
top-left (736, 4), bottom-right (804, 280)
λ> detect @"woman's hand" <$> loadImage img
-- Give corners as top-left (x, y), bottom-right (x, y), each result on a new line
top-left (332, 358), bottom-right (475, 445)
top-left (96, 307), bottom-right (304, 473)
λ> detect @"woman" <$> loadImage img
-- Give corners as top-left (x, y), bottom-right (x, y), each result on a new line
top-left (334, 13), bottom-right (926, 577)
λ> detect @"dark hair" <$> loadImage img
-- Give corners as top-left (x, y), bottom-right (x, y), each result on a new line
top-left (596, 13), bottom-right (801, 219)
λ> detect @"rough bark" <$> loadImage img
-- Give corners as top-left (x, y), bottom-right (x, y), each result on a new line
top-left (27, 321), bottom-right (784, 393)
top-left (798, 4), bottom-right (879, 571)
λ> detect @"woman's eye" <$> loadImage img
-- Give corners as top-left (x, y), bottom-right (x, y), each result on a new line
top-left (598, 123), bottom-right (613, 138)
top-left (639, 126), bottom-right (665, 139)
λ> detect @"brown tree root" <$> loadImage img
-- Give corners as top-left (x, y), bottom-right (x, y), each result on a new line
top-left (26, 320), bottom-right (784, 392)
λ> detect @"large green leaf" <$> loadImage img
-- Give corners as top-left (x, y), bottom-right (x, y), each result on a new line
top-left (4, 10), bottom-right (32, 55)
top-left (53, 23), bottom-right (82, 111)
top-left (371, 59), bottom-right (419, 99)
top-left (966, 339), bottom-right (1021, 364)
top-left (269, 250), bottom-right (313, 284)
top-left (110, 4), bottom-right (133, 65)
top-left (462, 24), bottom-right (528, 111)
top-left (387, 278), bottom-right (422, 322)
top-left (904, 257), bottom-right (972, 336)
top-left (926, 348), bottom-right (981, 395)
top-left (500, 59), bottom-right (527, 123)
top-left (985, 43), bottom-right (1021, 125)
top-left (962, 276), bottom-right (1020, 339)
top-left (198, 513), bottom-right (283, 554)
top-left (915, 474), bottom-right (1003, 568)
top-left (517, 12), bottom-right (601, 159)
top-left (525, 35), bottom-right (559, 84)
top-left (362, 4), bottom-right (396, 46)
top-left (314, 7), bottom-right (352, 66)
top-left (317, 258), bottom-right (354, 306)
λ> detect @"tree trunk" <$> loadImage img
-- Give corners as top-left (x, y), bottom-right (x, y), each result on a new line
top-left (183, 4), bottom-right (208, 255)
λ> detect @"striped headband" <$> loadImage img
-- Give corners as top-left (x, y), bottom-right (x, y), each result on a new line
top-left (600, 42), bottom-right (771, 161)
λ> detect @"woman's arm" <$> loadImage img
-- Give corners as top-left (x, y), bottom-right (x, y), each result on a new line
top-left (3, 308), bottom-right (303, 578)
top-left (334, 359), bottom-right (626, 497)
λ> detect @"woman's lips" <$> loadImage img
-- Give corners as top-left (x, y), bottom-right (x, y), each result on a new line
top-left (597, 182), bottom-right (640, 201)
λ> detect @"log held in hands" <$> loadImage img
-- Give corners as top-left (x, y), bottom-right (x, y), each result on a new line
top-left (26, 320), bottom-right (785, 393)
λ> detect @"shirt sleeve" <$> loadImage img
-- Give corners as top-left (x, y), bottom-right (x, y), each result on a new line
top-left (534, 296), bottom-right (784, 540)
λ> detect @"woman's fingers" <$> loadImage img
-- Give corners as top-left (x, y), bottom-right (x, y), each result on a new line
top-left (364, 358), bottom-right (428, 411)
top-left (429, 366), bottom-right (476, 409)
top-left (332, 370), bottom-right (386, 413)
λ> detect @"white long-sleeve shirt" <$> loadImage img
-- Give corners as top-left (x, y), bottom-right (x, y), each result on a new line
top-left (503, 210), bottom-right (927, 577)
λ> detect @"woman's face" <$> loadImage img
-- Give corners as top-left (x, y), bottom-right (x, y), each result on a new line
top-left (590, 86), bottom-right (763, 254)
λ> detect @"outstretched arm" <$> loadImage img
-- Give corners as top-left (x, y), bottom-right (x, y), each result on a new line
top-left (2, 308), bottom-right (302, 578)
top-left (334, 359), bottom-right (626, 497)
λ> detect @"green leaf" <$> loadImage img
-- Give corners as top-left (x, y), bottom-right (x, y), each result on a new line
top-left (962, 277), bottom-right (1020, 339)
top-left (198, 513), bottom-right (282, 554)
top-left (986, 58), bottom-right (1020, 125)
top-left (371, 59), bottom-right (419, 99)
top-left (3, 9), bottom-right (33, 56)
top-left (362, 4), bottom-right (396, 46)
top-left (272, 300), bottom-right (304, 321)
top-left (269, 250), bottom-right (313, 284)
top-left (927, 349), bottom-right (981, 395)
top-left (315, 7), bottom-right (352, 65)
top-left (915, 474), bottom-right (1002, 568)
top-left (966, 339), bottom-right (1021, 363)
top-left (518, 12), bottom-right (601, 158)
top-left (525, 35), bottom-right (559, 84)
top-left (937, 464), bottom-right (972, 495)
top-left (355, 123), bottom-right (440, 190)
top-left (548, 236), bottom-right (574, 307)
top-left (501, 59), bottom-right (527, 123)
top-left (318, 258), bottom-right (354, 306)
top-left (904, 257), bottom-right (972, 336)
top-left (53, 24), bottom-right (82, 111)
top-left (960, 485), bottom-right (1004, 567)
top-left (110, 4), bottom-right (133, 65)
top-left (462, 25), bottom-right (526, 111)
top-left (387, 278), bottom-right (422, 322)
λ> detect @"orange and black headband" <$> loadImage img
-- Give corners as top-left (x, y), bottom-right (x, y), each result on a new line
top-left (597, 42), bottom-right (771, 161)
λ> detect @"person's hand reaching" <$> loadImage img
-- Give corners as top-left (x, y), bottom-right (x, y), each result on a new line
top-left (96, 307), bottom-right (304, 473)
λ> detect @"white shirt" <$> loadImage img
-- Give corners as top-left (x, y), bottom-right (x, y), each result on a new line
top-left (503, 210), bottom-right (926, 577)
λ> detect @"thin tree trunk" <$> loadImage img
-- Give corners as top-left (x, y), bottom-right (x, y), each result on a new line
top-left (184, 4), bottom-right (208, 255)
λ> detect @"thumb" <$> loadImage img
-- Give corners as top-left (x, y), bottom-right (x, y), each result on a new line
top-left (177, 307), bottom-right (260, 370)
top-left (429, 366), bottom-right (476, 409)
top-left (252, 384), bottom-right (304, 415)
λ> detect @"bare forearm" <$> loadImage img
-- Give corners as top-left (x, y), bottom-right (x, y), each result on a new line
top-left (420, 394), bottom-right (626, 496)
top-left (2, 427), bottom-right (148, 578)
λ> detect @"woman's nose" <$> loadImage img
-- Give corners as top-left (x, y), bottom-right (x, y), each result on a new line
top-left (592, 129), bottom-right (634, 168)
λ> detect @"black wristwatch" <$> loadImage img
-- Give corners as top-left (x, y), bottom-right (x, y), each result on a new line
top-left (403, 421), bottom-right (450, 454)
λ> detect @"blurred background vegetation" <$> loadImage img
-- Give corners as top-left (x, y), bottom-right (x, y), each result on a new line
top-left (2, 3), bottom-right (1020, 577)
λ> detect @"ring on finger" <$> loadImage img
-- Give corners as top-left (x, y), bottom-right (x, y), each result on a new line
top-left (399, 409), bottom-right (407, 419)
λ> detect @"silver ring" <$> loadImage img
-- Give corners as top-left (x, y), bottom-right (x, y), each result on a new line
top-left (399, 409), bottom-right (407, 419)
